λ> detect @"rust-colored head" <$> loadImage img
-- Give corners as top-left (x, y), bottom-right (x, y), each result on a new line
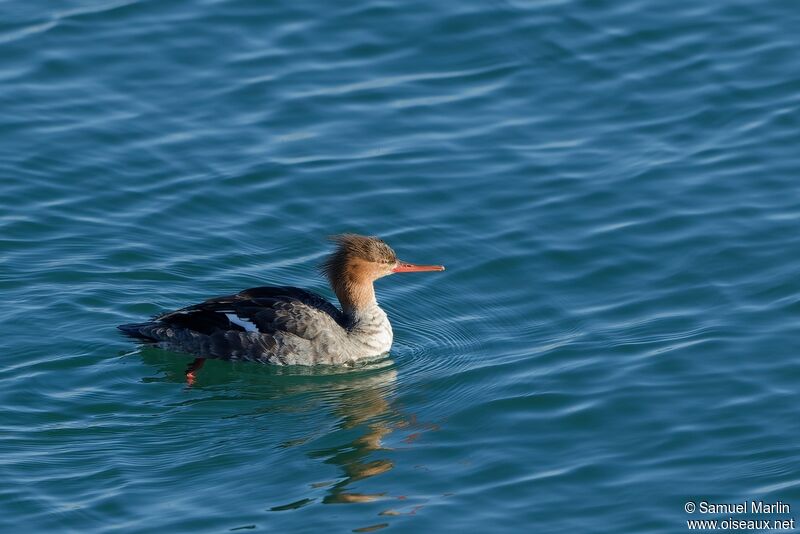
top-left (321, 234), bottom-right (444, 312)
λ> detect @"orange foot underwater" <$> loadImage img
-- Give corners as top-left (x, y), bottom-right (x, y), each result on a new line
top-left (185, 358), bottom-right (206, 385)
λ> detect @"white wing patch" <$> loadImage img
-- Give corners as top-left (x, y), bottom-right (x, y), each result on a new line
top-left (225, 313), bottom-right (258, 332)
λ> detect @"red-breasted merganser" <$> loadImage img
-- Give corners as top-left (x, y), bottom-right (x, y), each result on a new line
top-left (118, 234), bottom-right (445, 366)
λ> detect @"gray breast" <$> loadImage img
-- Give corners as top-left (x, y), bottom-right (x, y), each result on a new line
top-left (346, 305), bottom-right (393, 356)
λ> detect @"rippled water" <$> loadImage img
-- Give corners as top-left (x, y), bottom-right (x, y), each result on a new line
top-left (2, 0), bottom-right (800, 532)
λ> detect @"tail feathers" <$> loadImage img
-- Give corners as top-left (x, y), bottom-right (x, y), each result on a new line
top-left (118, 322), bottom-right (158, 341)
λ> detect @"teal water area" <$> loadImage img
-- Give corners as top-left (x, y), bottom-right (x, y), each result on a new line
top-left (2, 0), bottom-right (800, 532)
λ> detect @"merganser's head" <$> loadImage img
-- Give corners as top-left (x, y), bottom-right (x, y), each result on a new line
top-left (322, 234), bottom-right (444, 280)
top-left (321, 234), bottom-right (444, 312)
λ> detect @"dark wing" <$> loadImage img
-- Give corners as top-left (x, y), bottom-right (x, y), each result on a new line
top-left (119, 286), bottom-right (348, 364)
top-left (155, 285), bottom-right (347, 336)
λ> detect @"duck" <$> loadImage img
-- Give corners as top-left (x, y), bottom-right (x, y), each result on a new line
top-left (118, 234), bottom-right (445, 367)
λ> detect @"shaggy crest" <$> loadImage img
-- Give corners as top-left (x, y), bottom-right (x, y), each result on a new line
top-left (321, 234), bottom-right (397, 278)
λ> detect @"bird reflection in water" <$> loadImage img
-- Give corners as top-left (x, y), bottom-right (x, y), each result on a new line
top-left (137, 349), bottom-right (438, 512)
top-left (309, 374), bottom-right (396, 504)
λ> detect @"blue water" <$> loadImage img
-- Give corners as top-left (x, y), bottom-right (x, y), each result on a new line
top-left (2, 0), bottom-right (800, 532)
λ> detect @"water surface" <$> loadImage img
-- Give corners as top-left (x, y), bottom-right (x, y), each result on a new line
top-left (2, 0), bottom-right (800, 532)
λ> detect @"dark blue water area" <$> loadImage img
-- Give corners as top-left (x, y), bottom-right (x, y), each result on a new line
top-left (1, 0), bottom-right (800, 532)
